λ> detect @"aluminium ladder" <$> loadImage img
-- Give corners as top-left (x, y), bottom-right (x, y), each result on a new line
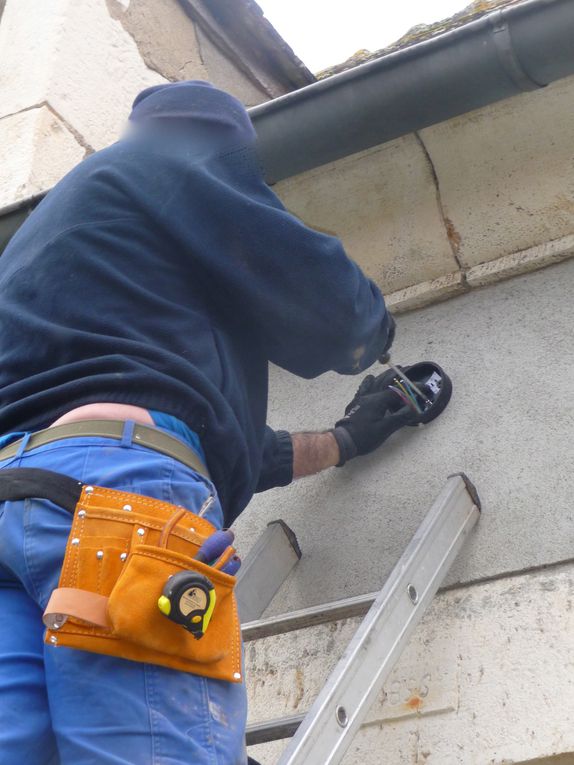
top-left (241, 473), bottom-right (481, 764)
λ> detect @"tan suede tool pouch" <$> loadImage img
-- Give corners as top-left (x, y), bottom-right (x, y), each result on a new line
top-left (43, 484), bottom-right (242, 682)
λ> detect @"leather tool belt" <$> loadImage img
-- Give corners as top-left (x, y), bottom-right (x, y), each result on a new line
top-left (0, 468), bottom-right (242, 683)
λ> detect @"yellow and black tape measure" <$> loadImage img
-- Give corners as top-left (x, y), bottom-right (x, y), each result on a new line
top-left (158, 571), bottom-right (216, 640)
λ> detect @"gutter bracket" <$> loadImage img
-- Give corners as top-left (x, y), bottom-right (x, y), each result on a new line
top-left (489, 10), bottom-right (545, 92)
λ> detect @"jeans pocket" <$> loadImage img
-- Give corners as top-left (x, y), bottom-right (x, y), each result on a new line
top-left (23, 498), bottom-right (72, 607)
top-left (108, 545), bottom-right (238, 668)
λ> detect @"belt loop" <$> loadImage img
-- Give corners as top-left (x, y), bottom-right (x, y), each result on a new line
top-left (15, 432), bottom-right (32, 460)
top-left (0, 432), bottom-right (34, 469)
top-left (120, 420), bottom-right (136, 448)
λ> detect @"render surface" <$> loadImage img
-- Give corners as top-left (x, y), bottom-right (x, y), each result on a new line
top-left (234, 259), bottom-right (574, 614)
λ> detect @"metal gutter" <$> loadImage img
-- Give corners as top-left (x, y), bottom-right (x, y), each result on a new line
top-left (2, 0), bottom-right (574, 250)
top-left (252, 0), bottom-right (574, 182)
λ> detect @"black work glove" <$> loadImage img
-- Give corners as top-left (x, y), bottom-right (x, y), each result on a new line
top-left (331, 373), bottom-right (414, 465)
top-left (379, 312), bottom-right (396, 363)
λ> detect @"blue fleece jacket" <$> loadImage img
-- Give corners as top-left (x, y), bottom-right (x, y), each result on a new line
top-left (0, 82), bottom-right (391, 523)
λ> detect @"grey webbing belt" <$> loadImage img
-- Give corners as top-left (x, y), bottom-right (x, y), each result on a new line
top-left (0, 420), bottom-right (210, 480)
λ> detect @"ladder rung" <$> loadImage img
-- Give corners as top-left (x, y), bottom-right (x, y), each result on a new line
top-left (246, 714), bottom-right (304, 746)
top-left (242, 592), bottom-right (377, 642)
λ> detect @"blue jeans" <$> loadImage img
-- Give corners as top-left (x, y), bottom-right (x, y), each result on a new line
top-left (0, 427), bottom-right (248, 764)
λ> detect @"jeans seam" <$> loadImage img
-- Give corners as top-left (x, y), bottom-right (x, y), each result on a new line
top-left (200, 677), bottom-right (219, 765)
top-left (144, 663), bottom-right (161, 765)
top-left (163, 457), bottom-right (176, 505)
top-left (22, 499), bottom-right (42, 603)
top-left (23, 446), bottom-right (89, 606)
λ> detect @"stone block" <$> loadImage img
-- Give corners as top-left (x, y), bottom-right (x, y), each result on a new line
top-left (0, 106), bottom-right (85, 207)
top-left (0, 0), bottom-right (167, 152)
top-left (420, 75), bottom-right (574, 270)
top-left (274, 135), bottom-right (459, 294)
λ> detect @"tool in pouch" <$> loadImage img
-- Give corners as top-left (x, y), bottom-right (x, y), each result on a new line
top-left (158, 529), bottom-right (240, 639)
top-left (34, 475), bottom-right (244, 682)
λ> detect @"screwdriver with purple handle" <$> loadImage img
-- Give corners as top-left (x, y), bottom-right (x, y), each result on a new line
top-left (195, 529), bottom-right (241, 575)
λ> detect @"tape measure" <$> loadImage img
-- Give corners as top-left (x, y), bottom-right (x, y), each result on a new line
top-left (158, 571), bottom-right (216, 640)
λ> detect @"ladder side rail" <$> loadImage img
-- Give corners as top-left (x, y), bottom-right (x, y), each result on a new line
top-left (275, 474), bottom-right (480, 765)
top-left (236, 520), bottom-right (301, 623)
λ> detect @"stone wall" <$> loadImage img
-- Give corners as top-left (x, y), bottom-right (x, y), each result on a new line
top-left (3, 3), bottom-right (573, 306)
top-left (239, 257), bottom-right (574, 763)
top-left (2, 5), bottom-right (573, 761)
top-left (0, 0), bottom-right (295, 208)
top-left (275, 74), bottom-right (574, 310)
top-left (247, 564), bottom-right (574, 764)
top-left (236, 256), bottom-right (574, 611)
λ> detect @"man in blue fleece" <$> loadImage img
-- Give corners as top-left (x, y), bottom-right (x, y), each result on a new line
top-left (0, 82), bottom-right (406, 764)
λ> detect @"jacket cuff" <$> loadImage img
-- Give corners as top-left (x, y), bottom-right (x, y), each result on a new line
top-left (255, 429), bottom-right (294, 493)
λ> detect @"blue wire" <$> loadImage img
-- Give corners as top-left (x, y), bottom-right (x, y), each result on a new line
top-left (401, 375), bottom-right (426, 407)
top-left (394, 380), bottom-right (422, 413)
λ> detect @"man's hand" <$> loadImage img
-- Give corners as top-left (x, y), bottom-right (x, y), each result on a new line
top-left (289, 370), bottom-right (414, 479)
top-left (331, 373), bottom-right (414, 465)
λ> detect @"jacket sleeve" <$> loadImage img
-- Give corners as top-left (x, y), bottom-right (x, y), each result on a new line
top-left (255, 427), bottom-right (294, 493)
top-left (150, 150), bottom-right (393, 378)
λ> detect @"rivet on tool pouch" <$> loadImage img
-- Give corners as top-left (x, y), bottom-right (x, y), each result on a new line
top-left (42, 483), bottom-right (243, 682)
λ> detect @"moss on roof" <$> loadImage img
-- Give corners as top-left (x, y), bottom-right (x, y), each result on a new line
top-left (316, 0), bottom-right (527, 80)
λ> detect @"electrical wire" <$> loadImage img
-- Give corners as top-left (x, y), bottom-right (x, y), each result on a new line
top-left (389, 363), bottom-right (431, 406)
top-left (388, 385), bottom-right (412, 408)
top-left (394, 379), bottom-right (422, 413)
top-left (396, 378), bottom-right (423, 412)
top-left (389, 383), bottom-right (421, 413)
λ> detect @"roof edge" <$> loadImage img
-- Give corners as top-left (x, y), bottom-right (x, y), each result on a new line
top-left (2, 0), bottom-right (574, 247)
